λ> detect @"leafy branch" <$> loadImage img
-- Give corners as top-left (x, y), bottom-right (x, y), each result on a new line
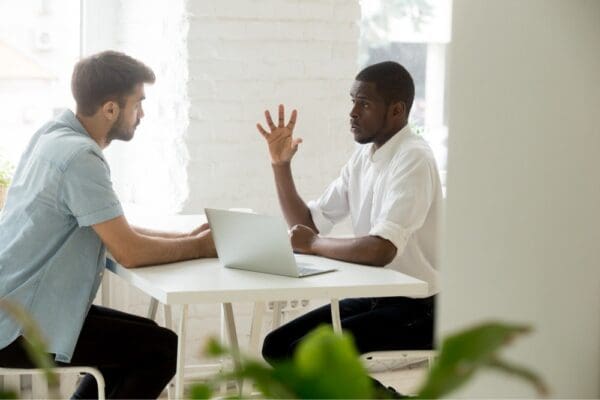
top-left (191, 321), bottom-right (549, 399)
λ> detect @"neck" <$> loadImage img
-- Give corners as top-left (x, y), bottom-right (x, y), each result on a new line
top-left (373, 121), bottom-right (407, 150)
top-left (75, 113), bottom-right (109, 149)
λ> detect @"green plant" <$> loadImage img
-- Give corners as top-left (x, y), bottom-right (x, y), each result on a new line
top-left (191, 322), bottom-right (548, 399)
top-left (0, 159), bottom-right (14, 187)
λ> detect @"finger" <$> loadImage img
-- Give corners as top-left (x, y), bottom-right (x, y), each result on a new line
top-left (265, 110), bottom-right (276, 130)
top-left (292, 137), bottom-right (303, 151)
top-left (256, 123), bottom-right (269, 139)
top-left (278, 104), bottom-right (285, 127)
top-left (287, 109), bottom-right (297, 130)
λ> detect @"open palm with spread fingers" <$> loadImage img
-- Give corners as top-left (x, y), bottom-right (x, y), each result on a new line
top-left (257, 104), bottom-right (302, 165)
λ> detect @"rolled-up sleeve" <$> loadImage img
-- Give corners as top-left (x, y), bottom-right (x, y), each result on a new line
top-left (369, 150), bottom-right (434, 256)
top-left (307, 161), bottom-right (352, 235)
top-left (60, 148), bottom-right (123, 227)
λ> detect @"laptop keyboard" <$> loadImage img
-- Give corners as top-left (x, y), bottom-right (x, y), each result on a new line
top-left (298, 266), bottom-right (323, 276)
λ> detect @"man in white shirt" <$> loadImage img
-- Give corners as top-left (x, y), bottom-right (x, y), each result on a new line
top-left (257, 61), bottom-right (442, 364)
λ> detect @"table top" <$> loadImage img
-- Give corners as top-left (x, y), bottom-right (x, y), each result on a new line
top-left (107, 253), bottom-right (427, 304)
top-left (107, 213), bottom-right (428, 304)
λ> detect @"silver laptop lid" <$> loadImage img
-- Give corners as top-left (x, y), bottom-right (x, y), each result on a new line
top-left (205, 208), bottom-right (299, 277)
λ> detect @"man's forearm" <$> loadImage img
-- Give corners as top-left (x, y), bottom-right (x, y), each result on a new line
top-left (308, 236), bottom-right (397, 267)
top-left (133, 226), bottom-right (187, 239)
top-left (119, 234), bottom-right (213, 268)
top-left (272, 162), bottom-right (318, 231)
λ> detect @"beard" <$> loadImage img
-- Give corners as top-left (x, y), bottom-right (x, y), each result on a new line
top-left (107, 115), bottom-right (138, 143)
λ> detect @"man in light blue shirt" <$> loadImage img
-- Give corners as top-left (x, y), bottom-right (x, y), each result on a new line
top-left (0, 51), bottom-right (217, 399)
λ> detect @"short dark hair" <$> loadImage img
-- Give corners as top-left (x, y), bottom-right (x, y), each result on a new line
top-left (71, 50), bottom-right (155, 116)
top-left (355, 61), bottom-right (415, 114)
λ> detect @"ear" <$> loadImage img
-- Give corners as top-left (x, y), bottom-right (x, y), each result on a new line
top-left (101, 101), bottom-right (120, 122)
top-left (391, 101), bottom-right (406, 120)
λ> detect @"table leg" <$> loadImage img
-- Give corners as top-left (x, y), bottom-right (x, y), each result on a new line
top-left (249, 302), bottom-right (266, 358)
top-left (330, 298), bottom-right (342, 334)
top-left (222, 303), bottom-right (243, 394)
top-left (163, 304), bottom-right (173, 330)
top-left (163, 304), bottom-right (174, 399)
top-left (175, 305), bottom-right (188, 399)
top-left (147, 298), bottom-right (159, 320)
top-left (101, 274), bottom-right (110, 307)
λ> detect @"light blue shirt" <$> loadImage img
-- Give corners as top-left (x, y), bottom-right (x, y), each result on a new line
top-left (0, 109), bottom-right (123, 363)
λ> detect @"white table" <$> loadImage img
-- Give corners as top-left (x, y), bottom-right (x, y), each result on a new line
top-left (106, 215), bottom-right (428, 399)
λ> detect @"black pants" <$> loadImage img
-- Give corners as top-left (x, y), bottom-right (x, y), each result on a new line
top-left (0, 305), bottom-right (177, 399)
top-left (262, 296), bottom-right (435, 363)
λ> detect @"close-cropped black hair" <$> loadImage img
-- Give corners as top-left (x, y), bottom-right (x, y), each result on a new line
top-left (356, 61), bottom-right (415, 114)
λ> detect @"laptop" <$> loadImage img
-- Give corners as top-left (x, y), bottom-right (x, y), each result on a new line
top-left (205, 208), bottom-right (336, 277)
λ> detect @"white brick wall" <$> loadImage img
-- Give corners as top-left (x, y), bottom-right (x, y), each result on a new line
top-left (182, 0), bottom-right (359, 216)
top-left (99, 0), bottom-right (361, 370)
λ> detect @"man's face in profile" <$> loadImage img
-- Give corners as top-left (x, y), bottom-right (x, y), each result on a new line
top-left (348, 80), bottom-right (391, 145)
top-left (107, 83), bottom-right (145, 142)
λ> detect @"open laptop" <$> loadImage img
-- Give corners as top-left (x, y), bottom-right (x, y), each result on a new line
top-left (205, 208), bottom-right (336, 277)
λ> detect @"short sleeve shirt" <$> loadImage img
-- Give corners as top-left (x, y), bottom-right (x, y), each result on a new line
top-left (0, 109), bottom-right (123, 362)
top-left (308, 125), bottom-right (443, 297)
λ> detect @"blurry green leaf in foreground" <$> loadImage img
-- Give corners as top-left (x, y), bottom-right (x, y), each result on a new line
top-left (289, 325), bottom-right (373, 399)
top-left (417, 321), bottom-right (549, 399)
top-left (192, 321), bottom-right (547, 399)
top-left (192, 325), bottom-right (373, 399)
top-left (0, 300), bottom-right (58, 387)
top-left (0, 390), bottom-right (18, 399)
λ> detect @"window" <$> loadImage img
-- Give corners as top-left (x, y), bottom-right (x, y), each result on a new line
top-left (0, 0), bottom-right (80, 169)
top-left (359, 0), bottom-right (452, 183)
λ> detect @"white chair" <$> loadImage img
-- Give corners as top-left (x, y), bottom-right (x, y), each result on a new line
top-left (362, 349), bottom-right (437, 371)
top-left (0, 366), bottom-right (105, 400)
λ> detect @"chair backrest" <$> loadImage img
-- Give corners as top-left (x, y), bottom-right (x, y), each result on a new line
top-left (0, 366), bottom-right (105, 400)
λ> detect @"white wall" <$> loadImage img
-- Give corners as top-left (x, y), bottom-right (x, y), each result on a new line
top-left (182, 0), bottom-right (358, 216)
top-left (440, 0), bottom-right (600, 397)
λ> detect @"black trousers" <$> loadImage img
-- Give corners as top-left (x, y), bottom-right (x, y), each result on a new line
top-left (262, 296), bottom-right (436, 363)
top-left (0, 305), bottom-right (177, 399)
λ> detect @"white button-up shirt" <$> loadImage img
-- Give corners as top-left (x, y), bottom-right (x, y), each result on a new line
top-left (308, 125), bottom-right (442, 297)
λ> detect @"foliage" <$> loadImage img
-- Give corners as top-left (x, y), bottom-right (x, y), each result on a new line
top-left (361, 0), bottom-right (434, 48)
top-left (410, 123), bottom-right (424, 136)
top-left (0, 159), bottom-right (14, 187)
top-left (191, 322), bottom-right (548, 399)
top-left (418, 322), bottom-right (548, 398)
top-left (0, 300), bottom-right (58, 397)
top-left (0, 389), bottom-right (18, 399)
top-left (192, 326), bottom-right (379, 399)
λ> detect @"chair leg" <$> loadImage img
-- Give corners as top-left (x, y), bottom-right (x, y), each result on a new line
top-left (31, 374), bottom-right (48, 399)
top-left (3, 375), bottom-right (21, 396)
top-left (59, 373), bottom-right (79, 399)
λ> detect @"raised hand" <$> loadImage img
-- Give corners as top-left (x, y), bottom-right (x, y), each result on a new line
top-left (256, 104), bottom-right (302, 165)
